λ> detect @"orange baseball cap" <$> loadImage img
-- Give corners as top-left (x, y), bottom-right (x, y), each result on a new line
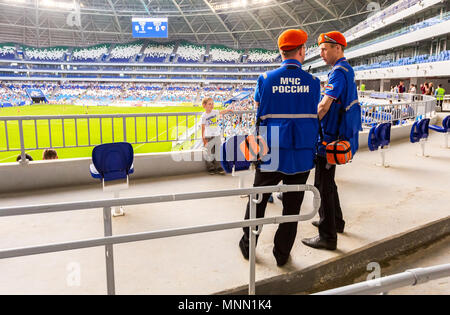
top-left (278, 29), bottom-right (308, 51)
top-left (318, 31), bottom-right (347, 47)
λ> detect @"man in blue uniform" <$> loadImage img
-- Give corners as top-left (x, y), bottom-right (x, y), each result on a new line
top-left (302, 31), bottom-right (360, 250)
top-left (239, 29), bottom-right (320, 266)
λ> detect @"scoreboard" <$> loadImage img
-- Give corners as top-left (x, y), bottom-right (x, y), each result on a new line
top-left (132, 17), bottom-right (168, 38)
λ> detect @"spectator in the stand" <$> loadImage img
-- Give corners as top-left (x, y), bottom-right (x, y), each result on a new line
top-left (406, 104), bottom-right (415, 119)
top-left (360, 82), bottom-right (366, 91)
top-left (420, 83), bottom-right (426, 94)
top-left (16, 153), bottom-right (33, 162)
top-left (398, 81), bottom-right (405, 93)
top-left (435, 84), bottom-right (445, 108)
top-left (425, 82), bottom-right (432, 95)
top-left (43, 149), bottom-right (58, 160)
top-left (409, 84), bottom-right (416, 94)
top-left (201, 97), bottom-right (233, 175)
top-left (428, 82), bottom-right (434, 95)
top-left (392, 105), bottom-right (402, 125)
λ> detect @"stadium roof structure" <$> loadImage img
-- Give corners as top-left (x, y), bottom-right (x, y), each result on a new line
top-left (0, 0), bottom-right (397, 50)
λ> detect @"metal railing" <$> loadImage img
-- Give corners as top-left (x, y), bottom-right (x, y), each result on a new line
top-left (0, 184), bottom-right (321, 295)
top-left (313, 263), bottom-right (450, 295)
top-left (359, 92), bottom-right (436, 128)
top-left (0, 110), bottom-right (255, 163)
top-left (0, 112), bottom-right (203, 163)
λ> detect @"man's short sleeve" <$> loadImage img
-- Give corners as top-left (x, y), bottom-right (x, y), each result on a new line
top-left (324, 69), bottom-right (345, 101)
top-left (254, 75), bottom-right (263, 103)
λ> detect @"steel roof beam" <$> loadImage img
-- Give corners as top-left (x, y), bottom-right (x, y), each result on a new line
top-left (202, 0), bottom-right (239, 47)
top-left (311, 0), bottom-right (344, 25)
top-left (170, 0), bottom-right (200, 43)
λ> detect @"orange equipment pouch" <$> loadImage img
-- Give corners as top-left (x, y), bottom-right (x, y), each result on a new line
top-left (324, 140), bottom-right (352, 165)
top-left (240, 135), bottom-right (269, 162)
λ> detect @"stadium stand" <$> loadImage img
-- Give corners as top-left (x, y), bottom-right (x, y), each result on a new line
top-left (142, 42), bottom-right (174, 62)
top-left (306, 0), bottom-right (439, 59)
top-left (24, 46), bottom-right (68, 61)
top-left (109, 42), bottom-right (143, 62)
top-left (72, 44), bottom-right (109, 62)
top-left (345, 0), bottom-right (424, 39)
top-left (199, 84), bottom-right (234, 104)
top-left (353, 50), bottom-right (450, 72)
top-left (0, 84), bottom-right (30, 106)
top-left (209, 45), bottom-right (243, 63)
top-left (160, 84), bottom-right (199, 102)
top-left (347, 12), bottom-right (450, 54)
top-left (0, 44), bottom-right (16, 60)
top-left (177, 42), bottom-right (206, 63)
top-left (247, 48), bottom-right (280, 63)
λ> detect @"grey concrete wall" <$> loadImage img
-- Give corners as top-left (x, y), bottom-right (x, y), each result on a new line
top-left (0, 150), bottom-right (206, 194)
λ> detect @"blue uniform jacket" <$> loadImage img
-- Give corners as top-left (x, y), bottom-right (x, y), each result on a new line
top-left (318, 57), bottom-right (360, 156)
top-left (254, 59), bottom-right (320, 174)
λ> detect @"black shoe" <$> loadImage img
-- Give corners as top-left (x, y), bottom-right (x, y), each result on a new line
top-left (273, 248), bottom-right (289, 267)
top-left (208, 169), bottom-right (216, 175)
top-left (239, 239), bottom-right (249, 260)
top-left (312, 221), bottom-right (344, 234)
top-left (302, 235), bottom-right (337, 250)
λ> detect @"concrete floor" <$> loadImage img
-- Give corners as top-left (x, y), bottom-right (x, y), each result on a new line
top-left (0, 115), bottom-right (449, 295)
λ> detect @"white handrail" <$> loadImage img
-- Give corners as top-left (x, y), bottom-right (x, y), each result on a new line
top-left (0, 184), bottom-right (321, 295)
top-left (313, 263), bottom-right (450, 295)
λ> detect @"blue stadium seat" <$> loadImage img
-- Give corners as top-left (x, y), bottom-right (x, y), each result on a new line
top-left (90, 142), bottom-right (134, 217)
top-left (368, 125), bottom-right (378, 151)
top-left (220, 135), bottom-right (251, 174)
top-left (429, 115), bottom-right (450, 148)
top-left (376, 123), bottom-right (391, 148)
top-left (429, 115), bottom-right (450, 133)
top-left (410, 118), bottom-right (430, 143)
top-left (368, 123), bottom-right (391, 151)
top-left (90, 142), bottom-right (134, 182)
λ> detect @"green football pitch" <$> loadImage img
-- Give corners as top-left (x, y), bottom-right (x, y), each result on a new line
top-left (0, 104), bottom-right (210, 163)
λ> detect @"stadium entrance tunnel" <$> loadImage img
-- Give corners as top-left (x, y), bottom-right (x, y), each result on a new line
top-left (25, 89), bottom-right (47, 104)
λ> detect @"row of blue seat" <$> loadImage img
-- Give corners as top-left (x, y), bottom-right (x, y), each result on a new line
top-left (354, 51), bottom-right (450, 72)
top-left (368, 116), bottom-right (450, 152)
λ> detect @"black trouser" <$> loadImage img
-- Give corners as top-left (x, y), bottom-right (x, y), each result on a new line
top-left (240, 168), bottom-right (310, 260)
top-left (314, 155), bottom-right (345, 242)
